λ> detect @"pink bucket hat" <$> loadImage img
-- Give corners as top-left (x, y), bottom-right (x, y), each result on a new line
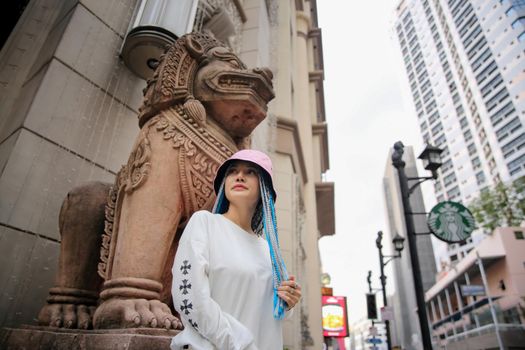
top-left (214, 149), bottom-right (276, 200)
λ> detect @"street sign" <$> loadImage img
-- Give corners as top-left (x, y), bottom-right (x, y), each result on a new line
top-left (369, 326), bottom-right (378, 336)
top-left (366, 338), bottom-right (383, 344)
top-left (381, 306), bottom-right (394, 321)
top-left (461, 284), bottom-right (485, 296)
top-left (427, 201), bottom-right (475, 243)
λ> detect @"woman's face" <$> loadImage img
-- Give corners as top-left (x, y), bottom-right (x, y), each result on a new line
top-left (224, 161), bottom-right (261, 208)
top-left (444, 212), bottom-right (456, 223)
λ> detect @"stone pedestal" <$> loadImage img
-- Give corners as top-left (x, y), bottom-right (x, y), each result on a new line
top-left (0, 325), bottom-right (178, 350)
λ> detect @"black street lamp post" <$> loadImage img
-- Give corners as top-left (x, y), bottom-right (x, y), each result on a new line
top-left (376, 231), bottom-right (405, 350)
top-left (391, 141), bottom-right (443, 350)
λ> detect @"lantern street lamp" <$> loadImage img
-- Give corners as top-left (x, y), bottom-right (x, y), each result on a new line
top-left (376, 230), bottom-right (405, 350)
top-left (418, 143), bottom-right (444, 178)
top-left (391, 141), bottom-right (443, 350)
top-left (392, 233), bottom-right (405, 255)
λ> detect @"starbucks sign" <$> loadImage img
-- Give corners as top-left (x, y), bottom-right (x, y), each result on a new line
top-left (427, 201), bottom-right (475, 243)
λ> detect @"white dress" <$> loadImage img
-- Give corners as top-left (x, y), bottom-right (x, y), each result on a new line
top-left (170, 210), bottom-right (284, 350)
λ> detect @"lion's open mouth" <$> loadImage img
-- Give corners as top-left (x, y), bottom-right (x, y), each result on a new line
top-left (205, 70), bottom-right (275, 104)
top-left (218, 75), bottom-right (257, 90)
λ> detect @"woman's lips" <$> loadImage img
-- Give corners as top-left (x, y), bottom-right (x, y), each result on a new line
top-left (232, 184), bottom-right (248, 190)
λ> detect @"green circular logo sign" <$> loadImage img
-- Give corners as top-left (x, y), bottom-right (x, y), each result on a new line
top-left (427, 201), bottom-right (475, 243)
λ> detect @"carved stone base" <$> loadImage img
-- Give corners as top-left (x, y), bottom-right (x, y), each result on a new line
top-left (1, 325), bottom-right (178, 350)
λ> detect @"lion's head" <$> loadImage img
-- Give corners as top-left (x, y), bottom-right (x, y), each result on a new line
top-left (138, 33), bottom-right (275, 141)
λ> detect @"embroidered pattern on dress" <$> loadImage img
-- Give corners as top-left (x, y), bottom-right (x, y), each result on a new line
top-left (180, 299), bottom-right (193, 315)
top-left (180, 260), bottom-right (192, 275)
top-left (189, 319), bottom-right (199, 330)
top-left (180, 279), bottom-right (192, 295)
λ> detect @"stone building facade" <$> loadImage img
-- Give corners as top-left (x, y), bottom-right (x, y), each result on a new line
top-left (383, 146), bottom-right (437, 350)
top-left (0, 1), bottom-right (334, 349)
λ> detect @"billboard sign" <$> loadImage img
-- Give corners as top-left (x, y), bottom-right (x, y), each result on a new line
top-left (322, 295), bottom-right (349, 337)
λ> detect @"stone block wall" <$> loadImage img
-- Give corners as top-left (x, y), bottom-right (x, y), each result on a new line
top-left (0, 0), bottom-right (142, 328)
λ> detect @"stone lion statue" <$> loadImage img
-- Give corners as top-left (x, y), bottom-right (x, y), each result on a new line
top-left (37, 32), bottom-right (274, 330)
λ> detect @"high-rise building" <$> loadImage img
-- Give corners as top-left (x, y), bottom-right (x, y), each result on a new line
top-left (394, 0), bottom-right (525, 200)
top-left (393, 0), bottom-right (525, 265)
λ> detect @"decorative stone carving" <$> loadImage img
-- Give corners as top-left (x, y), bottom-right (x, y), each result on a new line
top-left (37, 32), bottom-right (274, 331)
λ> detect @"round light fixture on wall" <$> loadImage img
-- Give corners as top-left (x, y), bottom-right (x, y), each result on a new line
top-left (120, 0), bottom-right (199, 80)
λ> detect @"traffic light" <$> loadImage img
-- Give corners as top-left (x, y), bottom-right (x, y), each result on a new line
top-left (366, 293), bottom-right (377, 320)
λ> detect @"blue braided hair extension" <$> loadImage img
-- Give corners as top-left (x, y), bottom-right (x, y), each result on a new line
top-left (259, 175), bottom-right (289, 319)
top-left (211, 167), bottom-right (289, 319)
top-left (212, 179), bottom-right (228, 214)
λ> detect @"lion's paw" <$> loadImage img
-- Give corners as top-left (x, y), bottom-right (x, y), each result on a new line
top-left (93, 298), bottom-right (182, 330)
top-left (38, 303), bottom-right (96, 329)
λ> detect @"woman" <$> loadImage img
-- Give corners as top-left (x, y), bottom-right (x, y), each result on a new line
top-left (171, 149), bottom-right (301, 350)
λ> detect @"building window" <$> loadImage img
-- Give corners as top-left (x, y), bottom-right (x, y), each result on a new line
top-left (515, 231), bottom-right (524, 239)
top-left (442, 159), bottom-right (453, 173)
top-left (472, 156), bottom-right (481, 169)
top-left (472, 48), bottom-right (492, 71)
top-left (508, 153), bottom-right (525, 175)
top-left (464, 129), bottom-right (473, 141)
top-left (476, 60), bottom-right (497, 85)
top-left (476, 171), bottom-right (486, 185)
top-left (506, 7), bottom-right (517, 17)
top-left (496, 117), bottom-right (522, 141)
top-left (468, 143), bottom-right (477, 156)
top-left (444, 172), bottom-right (457, 186)
top-left (447, 185), bottom-right (461, 199)
top-left (435, 134), bottom-right (447, 146)
top-left (432, 122), bottom-right (444, 136)
top-left (429, 110), bottom-right (439, 125)
top-left (511, 17), bottom-right (525, 29)
top-left (425, 100), bottom-right (437, 114)
top-left (518, 31), bottom-right (525, 42)
top-left (423, 90), bottom-right (435, 104)
top-left (502, 133), bottom-right (525, 158)
top-left (490, 101), bottom-right (515, 127)
top-left (485, 87), bottom-right (510, 113)
top-left (460, 117), bottom-right (469, 128)
top-left (502, 307), bottom-right (521, 324)
top-left (481, 74), bottom-right (504, 98)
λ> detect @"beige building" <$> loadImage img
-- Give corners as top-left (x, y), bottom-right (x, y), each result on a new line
top-left (383, 146), bottom-right (437, 349)
top-left (0, 1), bottom-right (334, 349)
top-left (425, 227), bottom-right (525, 349)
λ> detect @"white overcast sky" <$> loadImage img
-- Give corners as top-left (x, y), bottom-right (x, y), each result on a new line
top-left (316, 1), bottom-right (439, 324)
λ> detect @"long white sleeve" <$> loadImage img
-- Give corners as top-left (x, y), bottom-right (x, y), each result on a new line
top-left (171, 212), bottom-right (255, 350)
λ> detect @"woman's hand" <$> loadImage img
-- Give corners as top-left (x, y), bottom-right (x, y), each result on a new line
top-left (277, 275), bottom-right (302, 310)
